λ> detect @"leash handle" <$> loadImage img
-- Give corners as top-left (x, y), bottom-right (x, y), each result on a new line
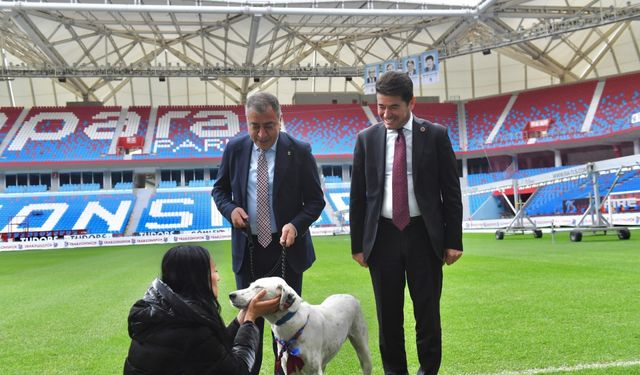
top-left (243, 218), bottom-right (286, 281)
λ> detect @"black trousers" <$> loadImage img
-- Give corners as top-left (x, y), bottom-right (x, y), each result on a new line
top-left (235, 233), bottom-right (303, 375)
top-left (368, 217), bottom-right (443, 375)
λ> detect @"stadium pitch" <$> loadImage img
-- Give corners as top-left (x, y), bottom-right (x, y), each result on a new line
top-left (0, 232), bottom-right (638, 374)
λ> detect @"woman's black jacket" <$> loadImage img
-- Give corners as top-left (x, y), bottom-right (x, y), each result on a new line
top-left (124, 278), bottom-right (259, 374)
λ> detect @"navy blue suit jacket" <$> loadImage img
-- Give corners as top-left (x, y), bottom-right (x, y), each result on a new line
top-left (212, 132), bottom-right (325, 274)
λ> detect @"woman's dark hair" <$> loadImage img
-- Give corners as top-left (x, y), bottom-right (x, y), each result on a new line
top-left (376, 71), bottom-right (414, 104)
top-left (161, 245), bottom-right (221, 316)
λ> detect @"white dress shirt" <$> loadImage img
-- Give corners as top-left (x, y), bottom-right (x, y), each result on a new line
top-left (381, 114), bottom-right (421, 219)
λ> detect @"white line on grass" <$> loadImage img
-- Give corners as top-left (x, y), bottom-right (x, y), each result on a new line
top-left (477, 359), bottom-right (640, 375)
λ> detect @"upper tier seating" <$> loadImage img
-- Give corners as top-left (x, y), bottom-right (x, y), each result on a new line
top-left (0, 192), bottom-right (135, 236)
top-left (0, 107), bottom-right (24, 145)
top-left (369, 103), bottom-right (460, 152)
top-left (126, 106), bottom-right (151, 138)
top-left (1, 106), bottom-right (123, 162)
top-left (464, 95), bottom-right (511, 151)
top-left (282, 104), bottom-right (371, 156)
top-left (412, 103), bottom-right (460, 151)
top-left (491, 81), bottom-right (597, 147)
top-left (592, 72), bottom-right (640, 135)
top-left (144, 105), bottom-right (246, 160)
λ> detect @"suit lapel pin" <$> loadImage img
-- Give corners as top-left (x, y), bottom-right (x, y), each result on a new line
top-left (288, 150), bottom-right (292, 156)
top-left (420, 126), bottom-right (426, 132)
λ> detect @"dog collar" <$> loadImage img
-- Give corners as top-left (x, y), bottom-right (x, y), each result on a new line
top-left (275, 310), bottom-right (297, 326)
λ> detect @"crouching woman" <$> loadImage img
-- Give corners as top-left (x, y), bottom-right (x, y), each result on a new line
top-left (124, 245), bottom-right (279, 374)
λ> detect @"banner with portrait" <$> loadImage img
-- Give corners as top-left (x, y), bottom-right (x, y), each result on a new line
top-left (382, 60), bottom-right (397, 74)
top-left (421, 50), bottom-right (440, 85)
top-left (402, 56), bottom-right (419, 85)
top-left (364, 64), bottom-right (378, 95)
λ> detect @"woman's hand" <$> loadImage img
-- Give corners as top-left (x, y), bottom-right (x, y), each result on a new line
top-left (241, 290), bottom-right (280, 323)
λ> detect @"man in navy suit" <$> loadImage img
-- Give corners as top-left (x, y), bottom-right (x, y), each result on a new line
top-left (212, 91), bottom-right (325, 375)
top-left (350, 71), bottom-right (463, 375)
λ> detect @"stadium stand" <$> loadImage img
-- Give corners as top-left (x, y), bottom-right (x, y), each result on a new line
top-left (146, 105), bottom-right (246, 159)
top-left (325, 182), bottom-right (350, 224)
top-left (314, 210), bottom-right (334, 226)
top-left (4, 185), bottom-right (48, 193)
top-left (126, 106), bottom-right (151, 138)
top-left (412, 103), bottom-right (460, 151)
top-left (0, 192), bottom-right (135, 235)
top-left (368, 103), bottom-right (460, 152)
top-left (1, 106), bottom-right (122, 162)
top-left (187, 179), bottom-right (215, 187)
top-left (592, 72), bottom-right (640, 135)
top-left (491, 81), bottom-right (597, 146)
top-left (467, 166), bottom-right (570, 186)
top-left (0, 107), bottom-right (24, 145)
top-left (136, 189), bottom-right (230, 233)
top-left (282, 104), bottom-right (371, 156)
top-left (464, 94), bottom-right (511, 151)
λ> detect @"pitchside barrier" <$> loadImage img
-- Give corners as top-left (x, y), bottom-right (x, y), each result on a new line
top-left (463, 212), bottom-right (640, 230)
top-left (0, 226), bottom-right (339, 252)
top-left (2, 212), bottom-right (638, 252)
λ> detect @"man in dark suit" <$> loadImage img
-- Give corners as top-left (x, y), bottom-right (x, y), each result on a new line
top-left (349, 71), bottom-right (463, 375)
top-left (212, 91), bottom-right (325, 375)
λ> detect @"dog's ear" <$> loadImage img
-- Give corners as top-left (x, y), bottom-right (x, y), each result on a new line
top-left (277, 285), bottom-right (296, 310)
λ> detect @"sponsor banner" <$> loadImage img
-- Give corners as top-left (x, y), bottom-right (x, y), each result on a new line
top-left (310, 227), bottom-right (341, 236)
top-left (131, 236), bottom-right (171, 245)
top-left (64, 233), bottom-right (112, 240)
top-left (136, 231), bottom-right (177, 236)
top-left (17, 241), bottom-right (60, 250)
top-left (17, 236), bottom-right (61, 242)
top-left (100, 238), bottom-right (134, 246)
top-left (182, 229), bottom-right (229, 235)
top-left (0, 242), bottom-right (23, 251)
top-left (64, 239), bottom-right (100, 247)
top-left (172, 234), bottom-right (208, 242)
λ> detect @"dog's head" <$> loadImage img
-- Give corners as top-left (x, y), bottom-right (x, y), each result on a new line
top-left (229, 277), bottom-right (300, 315)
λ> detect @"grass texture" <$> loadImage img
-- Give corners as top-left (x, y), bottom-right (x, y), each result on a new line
top-left (1, 231), bottom-right (639, 374)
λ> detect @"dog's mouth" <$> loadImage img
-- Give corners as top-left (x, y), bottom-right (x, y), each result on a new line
top-left (230, 301), bottom-right (247, 309)
top-left (228, 291), bottom-right (249, 309)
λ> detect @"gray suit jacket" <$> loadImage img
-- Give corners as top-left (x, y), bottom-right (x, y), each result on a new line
top-left (349, 117), bottom-right (463, 261)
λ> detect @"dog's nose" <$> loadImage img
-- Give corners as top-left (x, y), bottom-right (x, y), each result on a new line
top-left (229, 292), bottom-right (236, 300)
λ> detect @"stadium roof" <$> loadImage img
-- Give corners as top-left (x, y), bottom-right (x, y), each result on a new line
top-left (0, 0), bottom-right (639, 105)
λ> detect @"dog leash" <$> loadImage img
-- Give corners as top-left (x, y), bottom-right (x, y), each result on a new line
top-left (244, 220), bottom-right (287, 281)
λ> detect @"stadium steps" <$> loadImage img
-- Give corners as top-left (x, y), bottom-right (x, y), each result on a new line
top-left (457, 102), bottom-right (468, 151)
top-left (107, 107), bottom-right (130, 155)
top-left (0, 108), bottom-right (29, 155)
top-left (142, 107), bottom-right (158, 154)
top-left (485, 94), bottom-right (517, 144)
top-left (321, 180), bottom-right (338, 226)
top-left (124, 188), bottom-right (154, 236)
top-left (580, 80), bottom-right (605, 133)
top-left (362, 105), bottom-right (378, 125)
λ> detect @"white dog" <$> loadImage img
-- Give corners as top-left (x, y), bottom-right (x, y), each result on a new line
top-left (229, 276), bottom-right (372, 375)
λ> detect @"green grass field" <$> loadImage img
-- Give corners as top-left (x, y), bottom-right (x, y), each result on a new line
top-left (1, 232), bottom-right (639, 374)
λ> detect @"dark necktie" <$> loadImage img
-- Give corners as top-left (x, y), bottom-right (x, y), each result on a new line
top-left (392, 129), bottom-right (410, 231)
top-left (256, 150), bottom-right (272, 247)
